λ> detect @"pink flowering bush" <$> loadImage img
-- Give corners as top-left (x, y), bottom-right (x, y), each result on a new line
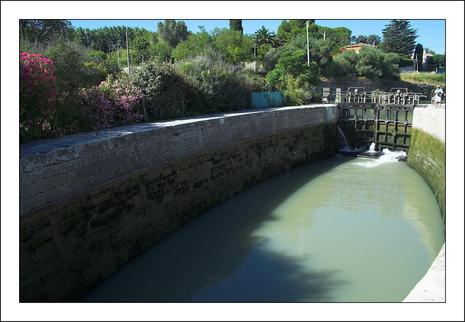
top-left (20, 51), bottom-right (143, 141)
top-left (80, 74), bottom-right (143, 131)
top-left (20, 52), bottom-right (57, 141)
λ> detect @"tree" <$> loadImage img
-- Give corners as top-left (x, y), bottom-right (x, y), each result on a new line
top-left (265, 46), bottom-right (320, 105)
top-left (213, 29), bottom-right (253, 64)
top-left (254, 26), bottom-right (276, 46)
top-left (265, 45), bottom-right (319, 92)
top-left (74, 26), bottom-right (154, 53)
top-left (355, 34), bottom-right (381, 45)
top-left (367, 34), bottom-right (381, 45)
top-left (229, 20), bottom-right (243, 34)
top-left (286, 35), bottom-right (333, 71)
top-left (308, 38), bottom-right (334, 72)
top-left (339, 46), bottom-right (400, 79)
top-left (319, 27), bottom-right (352, 53)
top-left (413, 43), bottom-right (423, 71)
top-left (157, 20), bottom-right (190, 47)
top-left (132, 35), bottom-right (152, 64)
top-left (277, 19), bottom-right (316, 42)
top-left (172, 31), bottom-right (213, 60)
top-left (253, 26), bottom-right (277, 61)
top-left (431, 54), bottom-right (445, 68)
top-left (355, 46), bottom-right (385, 78)
top-left (381, 20), bottom-right (417, 56)
top-left (20, 19), bottom-right (73, 46)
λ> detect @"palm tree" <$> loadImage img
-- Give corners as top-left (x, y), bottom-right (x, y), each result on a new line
top-left (254, 26), bottom-right (276, 46)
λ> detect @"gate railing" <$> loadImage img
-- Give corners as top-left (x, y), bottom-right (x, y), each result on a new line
top-left (328, 87), bottom-right (421, 151)
top-left (322, 87), bottom-right (427, 106)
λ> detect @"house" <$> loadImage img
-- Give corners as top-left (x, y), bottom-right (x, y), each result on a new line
top-left (410, 50), bottom-right (434, 65)
top-left (422, 51), bottom-right (434, 65)
top-left (339, 43), bottom-right (373, 54)
top-left (410, 49), bottom-right (436, 71)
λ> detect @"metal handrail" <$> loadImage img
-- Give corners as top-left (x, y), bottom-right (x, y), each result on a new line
top-left (325, 87), bottom-right (426, 106)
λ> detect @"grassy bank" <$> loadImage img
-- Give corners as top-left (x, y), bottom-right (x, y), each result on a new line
top-left (400, 72), bottom-right (445, 87)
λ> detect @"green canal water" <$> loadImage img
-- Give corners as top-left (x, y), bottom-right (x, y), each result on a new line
top-left (83, 155), bottom-right (444, 302)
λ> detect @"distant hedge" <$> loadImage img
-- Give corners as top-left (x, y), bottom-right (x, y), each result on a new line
top-left (327, 47), bottom-right (401, 79)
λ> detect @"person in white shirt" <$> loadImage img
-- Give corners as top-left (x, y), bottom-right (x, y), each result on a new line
top-left (433, 85), bottom-right (444, 106)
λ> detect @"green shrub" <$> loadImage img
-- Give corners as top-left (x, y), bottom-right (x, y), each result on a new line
top-left (53, 90), bottom-right (94, 136)
top-left (352, 46), bottom-right (400, 79)
top-left (282, 76), bottom-right (311, 105)
top-left (328, 47), bottom-right (400, 79)
top-left (263, 47), bottom-right (280, 72)
top-left (265, 65), bottom-right (286, 89)
top-left (150, 41), bottom-right (172, 61)
top-left (329, 51), bottom-right (358, 76)
top-left (172, 31), bottom-right (213, 61)
top-left (212, 29), bottom-right (253, 64)
top-left (132, 60), bottom-right (204, 120)
top-left (42, 43), bottom-right (110, 138)
top-left (382, 52), bottom-right (401, 79)
top-left (45, 43), bottom-right (104, 93)
top-left (276, 46), bottom-right (307, 76)
top-left (266, 45), bottom-right (319, 87)
top-left (399, 56), bottom-right (413, 67)
top-left (178, 60), bottom-right (239, 112)
top-left (243, 69), bottom-right (267, 91)
top-left (87, 50), bottom-right (107, 63)
top-left (101, 57), bottom-right (121, 75)
top-left (355, 46), bottom-right (385, 78)
top-left (431, 54), bottom-right (445, 68)
top-left (177, 53), bottom-right (257, 113)
top-left (265, 45), bottom-right (319, 102)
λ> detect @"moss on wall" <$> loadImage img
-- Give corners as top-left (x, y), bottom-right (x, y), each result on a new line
top-left (407, 128), bottom-right (445, 222)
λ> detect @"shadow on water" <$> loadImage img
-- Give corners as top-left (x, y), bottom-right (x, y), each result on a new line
top-left (82, 157), bottom-right (350, 302)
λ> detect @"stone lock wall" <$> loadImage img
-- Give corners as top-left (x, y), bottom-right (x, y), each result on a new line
top-left (407, 106), bottom-right (445, 221)
top-left (20, 105), bottom-right (338, 302)
top-left (404, 106), bottom-right (445, 302)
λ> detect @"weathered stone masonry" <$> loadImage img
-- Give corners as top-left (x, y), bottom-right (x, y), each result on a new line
top-left (407, 107), bottom-right (445, 222)
top-left (20, 105), bottom-right (338, 302)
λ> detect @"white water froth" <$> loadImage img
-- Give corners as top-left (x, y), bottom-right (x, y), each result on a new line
top-left (356, 148), bottom-right (407, 168)
top-left (337, 126), bottom-right (350, 150)
top-left (367, 143), bottom-right (376, 153)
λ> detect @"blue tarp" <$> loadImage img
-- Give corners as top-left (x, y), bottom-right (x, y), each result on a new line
top-left (251, 92), bottom-right (285, 109)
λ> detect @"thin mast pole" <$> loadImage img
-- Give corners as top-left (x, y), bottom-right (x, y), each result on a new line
top-left (306, 20), bottom-right (310, 67)
top-left (126, 29), bottom-right (130, 74)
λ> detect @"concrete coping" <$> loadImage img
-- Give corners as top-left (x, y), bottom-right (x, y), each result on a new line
top-left (412, 105), bottom-right (445, 142)
top-left (20, 104), bottom-right (336, 157)
top-left (403, 244), bottom-right (445, 302)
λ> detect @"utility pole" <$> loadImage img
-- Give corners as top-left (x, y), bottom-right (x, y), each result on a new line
top-left (323, 30), bottom-right (326, 42)
top-left (253, 42), bottom-right (257, 72)
top-left (306, 20), bottom-right (310, 67)
top-left (126, 29), bottom-right (130, 74)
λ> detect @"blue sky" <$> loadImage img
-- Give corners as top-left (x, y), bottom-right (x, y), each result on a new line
top-left (70, 19), bottom-right (445, 54)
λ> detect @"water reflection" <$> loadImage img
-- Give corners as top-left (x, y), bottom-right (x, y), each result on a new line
top-left (83, 157), bottom-right (444, 302)
top-left (83, 158), bottom-right (348, 302)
